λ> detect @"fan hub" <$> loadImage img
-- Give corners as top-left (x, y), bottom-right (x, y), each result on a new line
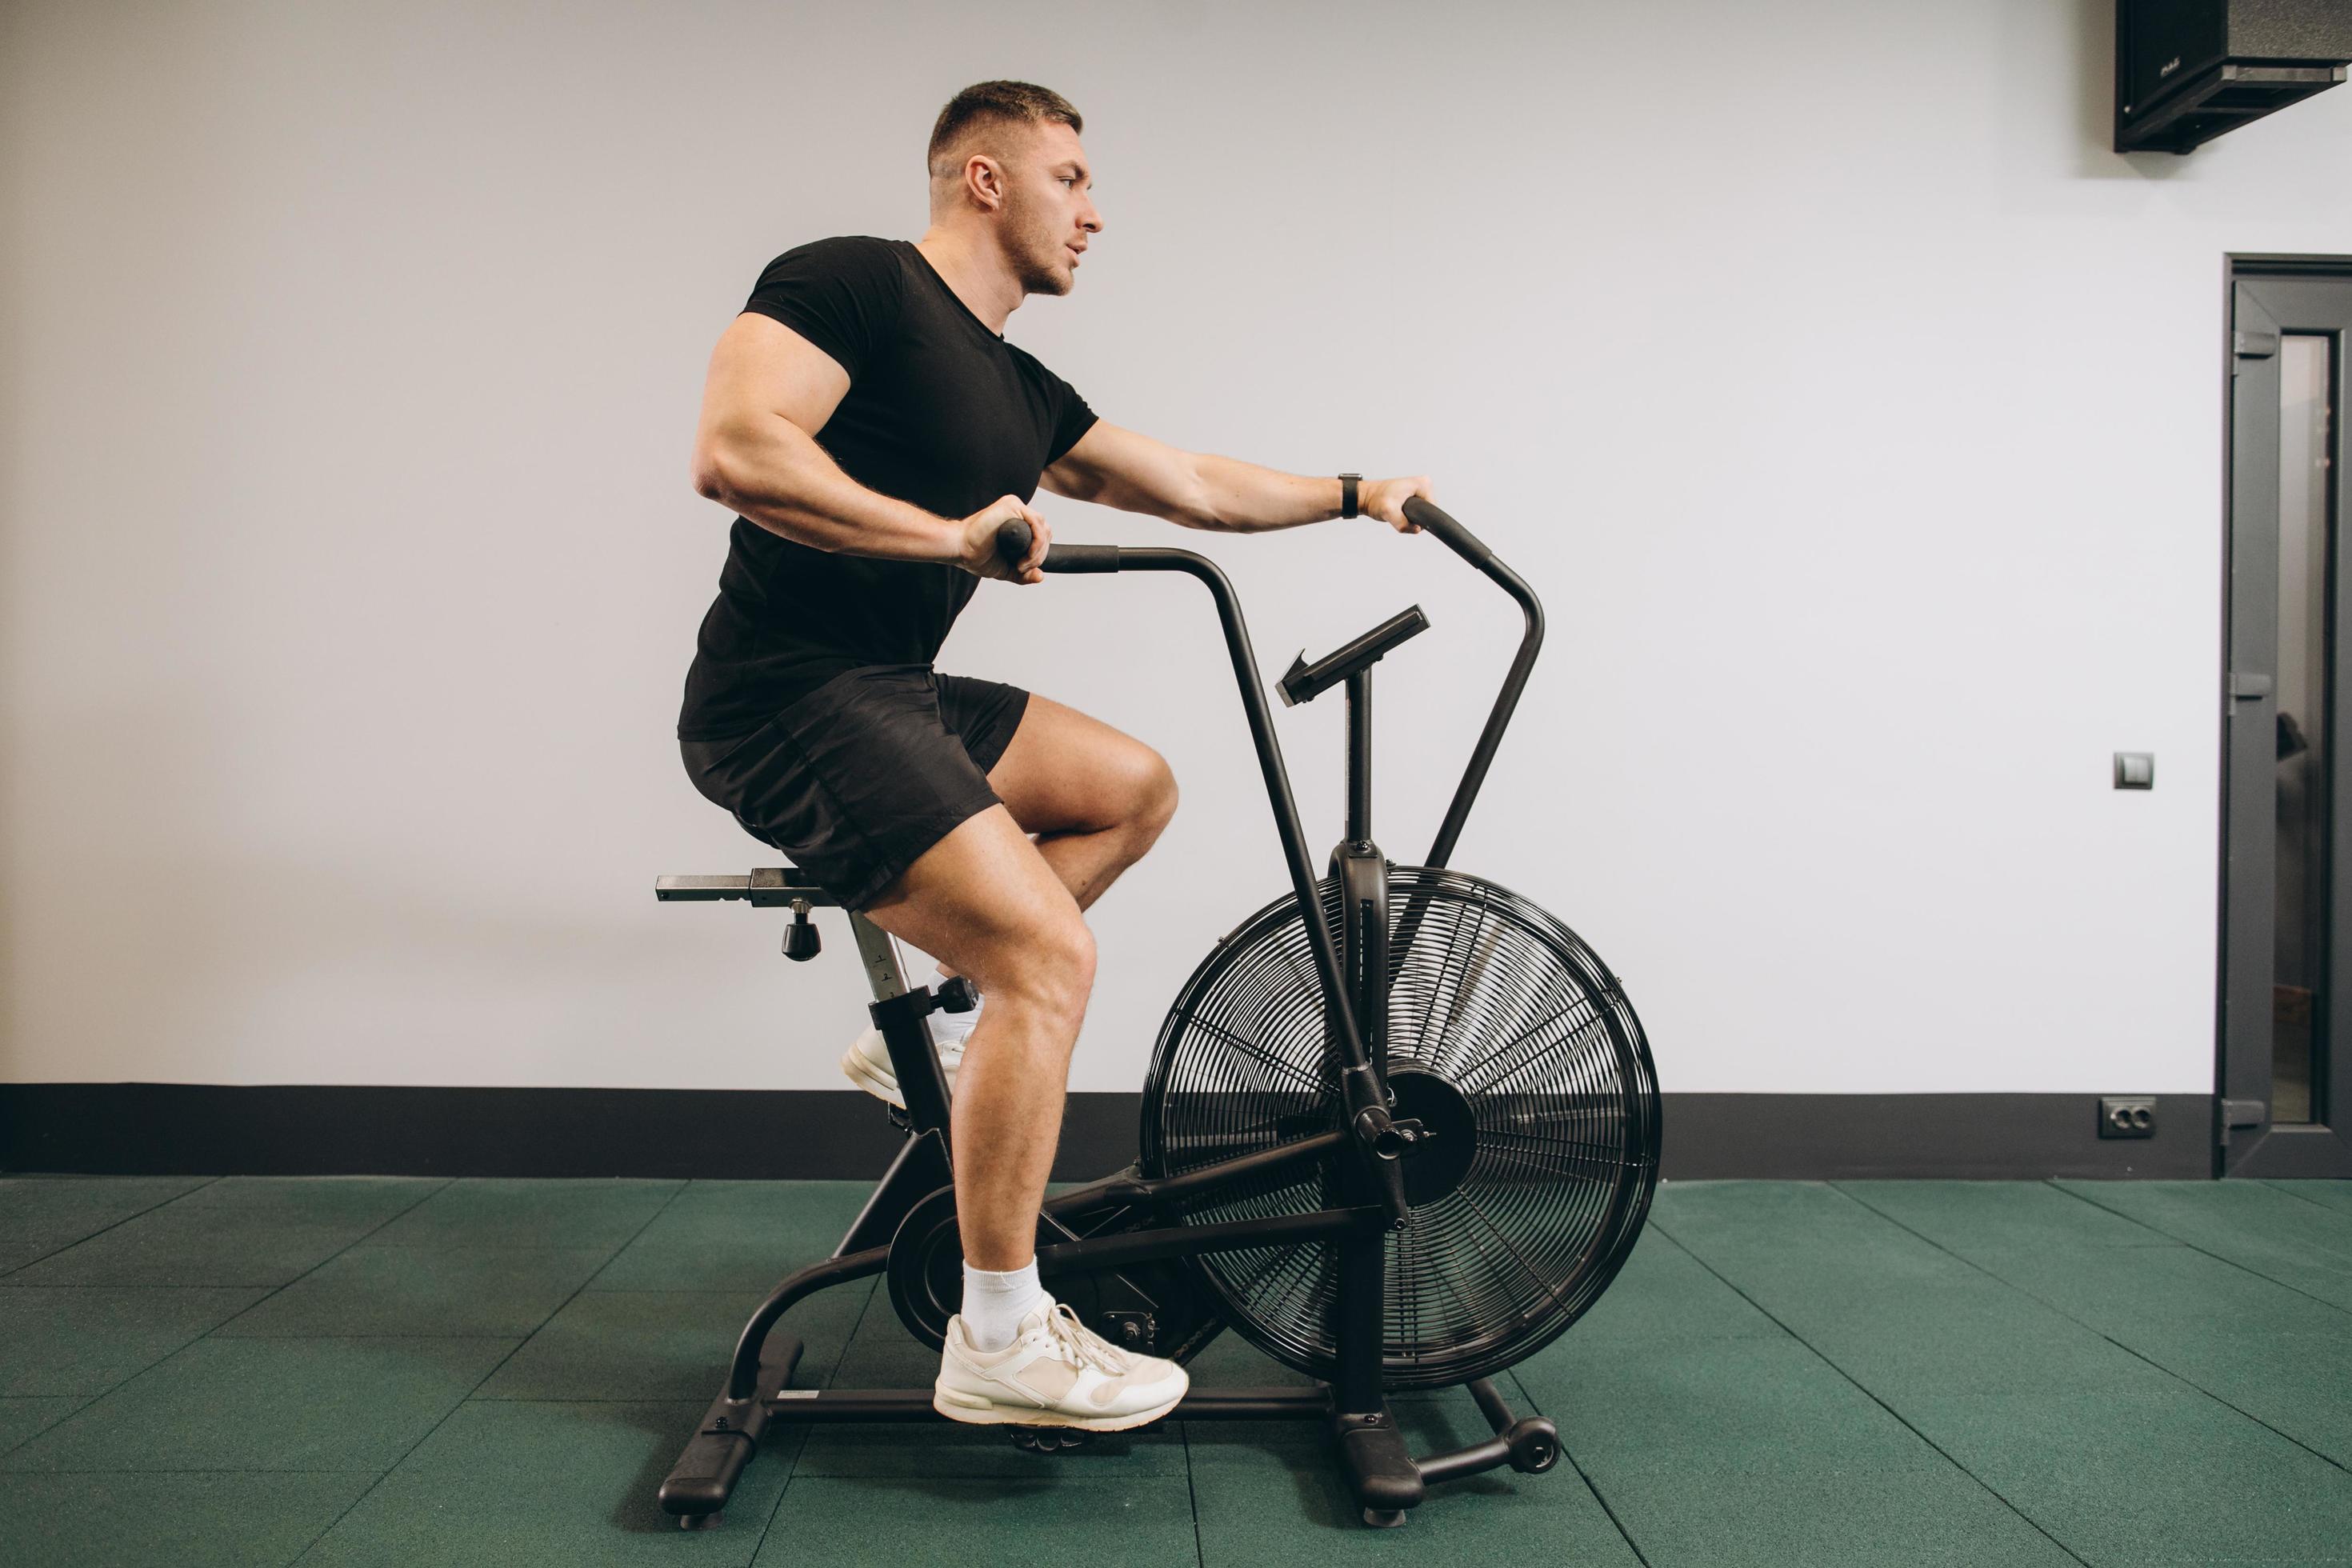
top-left (1386, 1066), bottom-right (1476, 1206)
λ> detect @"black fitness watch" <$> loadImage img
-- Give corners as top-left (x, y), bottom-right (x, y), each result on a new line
top-left (1339, 472), bottom-right (1361, 519)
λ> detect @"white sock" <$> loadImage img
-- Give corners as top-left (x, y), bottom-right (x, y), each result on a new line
top-left (961, 1260), bottom-right (1047, 1353)
top-left (930, 962), bottom-right (983, 1046)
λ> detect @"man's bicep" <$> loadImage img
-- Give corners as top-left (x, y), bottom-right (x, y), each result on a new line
top-left (698, 312), bottom-right (851, 454)
top-left (1039, 420), bottom-right (1209, 526)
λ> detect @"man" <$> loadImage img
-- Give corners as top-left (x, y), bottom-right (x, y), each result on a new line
top-left (678, 79), bottom-right (1433, 1433)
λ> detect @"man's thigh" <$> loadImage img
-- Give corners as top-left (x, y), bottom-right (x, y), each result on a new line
top-left (858, 803), bottom-right (1085, 994)
top-left (983, 691), bottom-right (1170, 835)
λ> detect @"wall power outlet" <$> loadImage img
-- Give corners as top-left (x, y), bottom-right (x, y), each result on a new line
top-left (2099, 1097), bottom-right (2156, 1138)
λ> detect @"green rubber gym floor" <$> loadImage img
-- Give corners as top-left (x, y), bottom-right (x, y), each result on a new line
top-left (0, 1176), bottom-right (2347, 1567)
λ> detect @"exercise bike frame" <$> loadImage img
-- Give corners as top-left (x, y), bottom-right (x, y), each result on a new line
top-left (655, 498), bottom-right (1564, 1529)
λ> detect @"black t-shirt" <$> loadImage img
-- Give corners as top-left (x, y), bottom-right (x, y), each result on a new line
top-left (676, 235), bottom-right (1099, 740)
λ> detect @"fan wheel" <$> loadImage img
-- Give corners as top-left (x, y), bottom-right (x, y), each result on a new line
top-left (1139, 866), bottom-right (1660, 1390)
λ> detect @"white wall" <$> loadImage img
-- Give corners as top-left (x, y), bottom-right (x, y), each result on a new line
top-left (3, 0), bottom-right (2348, 1098)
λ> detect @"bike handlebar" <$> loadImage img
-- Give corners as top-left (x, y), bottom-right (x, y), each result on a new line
top-left (1399, 495), bottom-right (1498, 572)
top-left (985, 495), bottom-right (1541, 1211)
top-left (994, 518), bottom-right (1118, 574)
top-left (995, 495), bottom-right (1495, 578)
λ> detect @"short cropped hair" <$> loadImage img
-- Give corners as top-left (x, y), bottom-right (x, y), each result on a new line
top-left (927, 81), bottom-right (1083, 185)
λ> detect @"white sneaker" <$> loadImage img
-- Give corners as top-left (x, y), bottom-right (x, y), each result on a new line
top-left (838, 985), bottom-right (980, 1108)
top-left (934, 1301), bottom-right (1189, 1431)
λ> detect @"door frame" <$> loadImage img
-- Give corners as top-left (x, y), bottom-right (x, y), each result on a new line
top-left (2219, 254), bottom-right (2352, 1178)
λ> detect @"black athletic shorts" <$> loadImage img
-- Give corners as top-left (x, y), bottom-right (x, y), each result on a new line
top-left (678, 662), bottom-right (1030, 914)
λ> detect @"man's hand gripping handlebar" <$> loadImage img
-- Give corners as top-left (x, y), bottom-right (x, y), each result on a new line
top-left (961, 498), bottom-right (1050, 583)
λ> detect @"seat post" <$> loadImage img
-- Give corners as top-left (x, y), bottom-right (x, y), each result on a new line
top-left (847, 911), bottom-right (955, 1136)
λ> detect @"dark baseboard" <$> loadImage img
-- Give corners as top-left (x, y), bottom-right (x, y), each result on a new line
top-left (0, 1085), bottom-right (2216, 1181)
top-left (1663, 1093), bottom-right (2212, 1179)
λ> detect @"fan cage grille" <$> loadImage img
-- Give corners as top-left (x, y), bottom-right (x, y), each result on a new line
top-left (1139, 866), bottom-right (1660, 1389)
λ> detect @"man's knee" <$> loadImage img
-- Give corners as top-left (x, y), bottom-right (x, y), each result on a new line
top-left (1130, 750), bottom-right (1178, 835)
top-left (974, 915), bottom-right (1095, 1026)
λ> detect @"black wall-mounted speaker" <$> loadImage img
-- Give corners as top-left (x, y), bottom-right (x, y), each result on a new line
top-left (2115, 0), bottom-right (2352, 153)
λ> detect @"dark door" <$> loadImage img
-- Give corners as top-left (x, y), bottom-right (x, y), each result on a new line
top-left (2222, 261), bottom-right (2352, 1177)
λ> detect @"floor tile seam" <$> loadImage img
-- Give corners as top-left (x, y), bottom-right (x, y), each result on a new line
top-left (0, 1282), bottom-right (274, 1295)
top-left (337, 1240), bottom-right (648, 1254)
top-left (0, 1176), bottom-right (237, 1283)
top-left (783, 1274), bottom-right (890, 1502)
top-left (2044, 1182), bottom-right (2352, 1314)
top-left (212, 1329), bottom-right (563, 1341)
top-left (68, 1174), bottom-right (230, 1229)
top-left (1823, 1186), bottom-right (2278, 1363)
top-left (268, 1177), bottom-right (700, 1564)
top-left (1499, 1369), bottom-right (1654, 1565)
top-left (564, 1288), bottom-right (785, 1298)
top-left (578, 1283), bottom-right (794, 1295)
top-left (1818, 1184), bottom-right (2298, 1342)
top-left (0, 1390), bottom-right (103, 1466)
top-left (0, 1274), bottom-right (283, 1465)
top-left (0, 1463), bottom-right (390, 1475)
top-left (194, 1177), bottom-right (461, 1341)
top-left (409, 1396), bottom-right (768, 1411)
top-left (0, 1239), bottom-right (73, 1278)
top-left (2258, 1178), bottom-right (2352, 1215)
top-left (1658, 1231), bottom-right (2095, 1566)
top-left (1177, 1420), bottom-right (1207, 1568)
top-left (2070, 1181), bottom-right (2352, 1270)
top-left (567, 1181), bottom-right (812, 1560)
top-left (149, 1180), bottom-right (459, 1235)
top-left (1826, 1183), bottom-right (2352, 1479)
top-left (747, 1276), bottom-right (882, 1563)
top-left (1561, 1446), bottom-right (1655, 1566)
top-left (107, 1330), bottom-right (522, 1346)
top-left (742, 1451), bottom-right (800, 1561)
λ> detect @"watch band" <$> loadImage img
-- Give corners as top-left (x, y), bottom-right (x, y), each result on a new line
top-left (1339, 472), bottom-right (1361, 519)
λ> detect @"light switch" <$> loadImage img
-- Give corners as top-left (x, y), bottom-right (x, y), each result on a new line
top-left (2114, 752), bottom-right (2154, 790)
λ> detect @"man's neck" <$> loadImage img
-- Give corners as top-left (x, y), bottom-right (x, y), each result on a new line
top-left (914, 231), bottom-right (1022, 336)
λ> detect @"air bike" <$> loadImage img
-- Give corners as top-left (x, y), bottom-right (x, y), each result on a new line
top-left (654, 496), bottom-right (1662, 1528)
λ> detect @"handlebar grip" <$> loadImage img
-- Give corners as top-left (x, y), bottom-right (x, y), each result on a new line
top-left (994, 518), bottom-right (1033, 570)
top-left (992, 517), bottom-right (1122, 574)
top-left (1402, 496), bottom-right (1496, 571)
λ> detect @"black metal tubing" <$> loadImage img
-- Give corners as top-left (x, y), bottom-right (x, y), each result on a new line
top-left (1414, 1433), bottom-right (1517, 1486)
top-left (1410, 1376), bottom-right (1561, 1487)
top-left (874, 988), bottom-right (954, 1139)
top-left (1067, 547), bottom-right (1373, 1090)
top-left (1009, 529), bottom-right (1402, 1220)
top-left (1045, 1130), bottom-right (1348, 1217)
top-left (759, 1386), bottom-right (1330, 1425)
top-left (1035, 1204), bottom-right (1382, 1278)
top-left (1399, 498), bottom-right (1545, 872)
top-left (1346, 670), bottom-right (1372, 845)
top-left (1466, 1376), bottom-right (1514, 1431)
top-left (832, 1127), bottom-right (950, 1259)
top-left (725, 1246), bottom-right (889, 1401)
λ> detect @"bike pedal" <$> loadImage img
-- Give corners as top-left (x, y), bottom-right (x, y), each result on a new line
top-left (1007, 1427), bottom-right (1094, 1454)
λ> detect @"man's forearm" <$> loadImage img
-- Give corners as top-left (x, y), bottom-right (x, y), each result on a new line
top-left (696, 422), bottom-right (961, 564)
top-left (1193, 452), bottom-right (1346, 534)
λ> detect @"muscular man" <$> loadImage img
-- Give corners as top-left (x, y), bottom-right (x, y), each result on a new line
top-left (678, 79), bottom-right (1432, 1433)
